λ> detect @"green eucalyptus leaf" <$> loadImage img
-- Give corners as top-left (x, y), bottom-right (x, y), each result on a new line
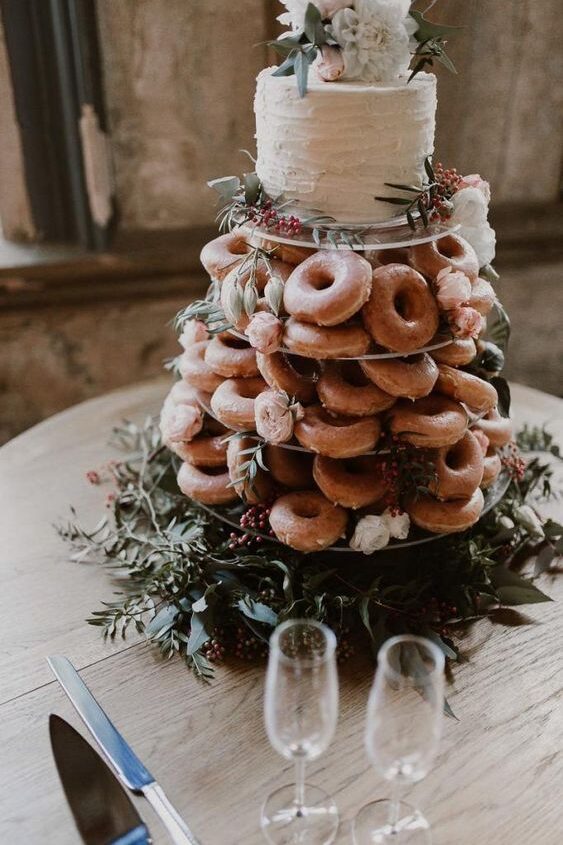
top-left (208, 176), bottom-right (240, 200)
top-left (187, 610), bottom-right (213, 655)
top-left (491, 376), bottom-right (511, 418)
top-left (410, 10), bottom-right (463, 42)
top-left (244, 172), bottom-right (261, 206)
top-left (295, 49), bottom-right (311, 97)
top-left (237, 598), bottom-right (278, 627)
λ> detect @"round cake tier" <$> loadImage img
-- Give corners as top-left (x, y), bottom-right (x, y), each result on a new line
top-left (254, 69), bottom-right (437, 225)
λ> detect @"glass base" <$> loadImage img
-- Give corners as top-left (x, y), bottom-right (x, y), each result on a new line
top-left (352, 799), bottom-right (431, 844)
top-left (261, 783), bottom-right (339, 845)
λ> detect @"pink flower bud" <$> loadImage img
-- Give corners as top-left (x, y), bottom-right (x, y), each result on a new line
top-left (246, 312), bottom-right (284, 354)
top-left (254, 390), bottom-right (302, 444)
top-left (434, 267), bottom-right (472, 311)
top-left (178, 319), bottom-right (208, 349)
top-left (316, 45), bottom-right (345, 82)
top-left (449, 306), bottom-right (486, 340)
top-left (459, 174), bottom-right (491, 204)
top-left (160, 400), bottom-right (203, 444)
top-left (472, 428), bottom-right (490, 456)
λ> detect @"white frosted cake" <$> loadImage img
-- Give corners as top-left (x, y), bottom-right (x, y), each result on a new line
top-left (255, 70), bottom-right (437, 224)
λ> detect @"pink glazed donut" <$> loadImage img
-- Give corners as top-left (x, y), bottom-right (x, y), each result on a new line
top-left (283, 250), bottom-right (372, 326)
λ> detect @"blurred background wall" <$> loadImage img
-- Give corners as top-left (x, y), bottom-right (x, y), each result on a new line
top-left (1, 0), bottom-right (562, 444)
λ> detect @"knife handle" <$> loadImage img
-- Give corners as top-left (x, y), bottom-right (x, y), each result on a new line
top-left (142, 783), bottom-right (201, 845)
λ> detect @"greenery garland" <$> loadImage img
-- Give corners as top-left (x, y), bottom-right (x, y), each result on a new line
top-left (59, 418), bottom-right (562, 707)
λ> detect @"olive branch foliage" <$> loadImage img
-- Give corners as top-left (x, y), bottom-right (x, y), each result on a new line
top-left (57, 417), bottom-right (562, 687)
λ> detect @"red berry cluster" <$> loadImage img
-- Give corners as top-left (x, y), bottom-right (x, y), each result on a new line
top-left (228, 501), bottom-right (275, 550)
top-left (233, 625), bottom-right (268, 661)
top-left (419, 596), bottom-right (458, 638)
top-left (247, 199), bottom-right (302, 235)
top-left (501, 441), bottom-right (526, 481)
top-left (431, 163), bottom-right (463, 220)
top-left (336, 627), bottom-right (355, 663)
top-left (86, 469), bottom-right (101, 485)
top-left (202, 628), bottom-right (227, 663)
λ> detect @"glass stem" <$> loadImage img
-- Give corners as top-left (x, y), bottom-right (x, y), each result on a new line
top-left (294, 755), bottom-right (306, 815)
top-left (388, 777), bottom-right (402, 832)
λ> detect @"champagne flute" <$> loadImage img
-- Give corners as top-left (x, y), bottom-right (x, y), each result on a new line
top-left (353, 635), bottom-right (445, 845)
top-left (261, 619), bottom-right (339, 845)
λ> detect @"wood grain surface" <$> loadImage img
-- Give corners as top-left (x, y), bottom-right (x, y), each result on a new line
top-left (1, 380), bottom-right (562, 844)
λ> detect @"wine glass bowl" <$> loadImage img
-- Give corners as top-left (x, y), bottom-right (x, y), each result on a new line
top-left (261, 619), bottom-right (340, 845)
top-left (353, 635), bottom-right (445, 845)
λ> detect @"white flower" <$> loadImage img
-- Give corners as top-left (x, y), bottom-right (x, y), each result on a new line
top-left (278, 0), bottom-right (352, 29)
top-left (350, 514), bottom-right (390, 554)
top-left (383, 507), bottom-right (410, 540)
top-left (329, 0), bottom-right (416, 83)
top-left (449, 186), bottom-right (496, 267)
top-left (277, 0), bottom-right (311, 30)
top-left (514, 505), bottom-right (544, 539)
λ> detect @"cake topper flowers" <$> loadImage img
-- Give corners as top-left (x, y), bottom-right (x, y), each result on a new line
top-left (272, 0), bottom-right (460, 95)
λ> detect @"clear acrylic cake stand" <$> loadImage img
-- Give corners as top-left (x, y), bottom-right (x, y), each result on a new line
top-left (197, 217), bottom-right (507, 554)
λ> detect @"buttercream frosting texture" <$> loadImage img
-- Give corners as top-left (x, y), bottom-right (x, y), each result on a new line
top-left (254, 69), bottom-right (437, 224)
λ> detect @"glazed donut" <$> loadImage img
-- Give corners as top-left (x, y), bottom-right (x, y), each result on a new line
top-left (226, 435), bottom-right (274, 503)
top-left (283, 317), bottom-right (371, 359)
top-left (205, 333), bottom-right (258, 378)
top-left (168, 379), bottom-right (201, 407)
top-left (174, 427), bottom-right (228, 467)
top-left (179, 342), bottom-right (224, 393)
top-left (409, 234), bottom-right (479, 282)
top-left (294, 405), bottom-right (381, 458)
top-left (221, 259), bottom-right (293, 331)
top-left (365, 247), bottom-right (410, 268)
top-left (200, 229), bottom-right (252, 281)
top-left (177, 461), bottom-right (238, 505)
top-left (435, 364), bottom-right (497, 413)
top-left (265, 444), bottom-right (314, 489)
top-left (406, 487), bottom-right (484, 534)
top-left (361, 353), bottom-right (438, 400)
top-left (481, 446), bottom-right (502, 488)
top-left (428, 431), bottom-right (484, 501)
top-left (258, 239), bottom-right (316, 266)
top-left (317, 360), bottom-right (395, 417)
top-left (269, 490), bottom-right (348, 552)
top-left (210, 376), bottom-right (267, 431)
top-left (470, 277), bottom-right (496, 316)
top-left (362, 264), bottom-right (439, 353)
top-left (430, 336), bottom-right (477, 366)
top-left (472, 408), bottom-right (513, 447)
top-left (313, 455), bottom-right (387, 509)
top-left (388, 395), bottom-right (468, 448)
top-left (283, 250), bottom-right (372, 326)
top-left (256, 351), bottom-right (318, 403)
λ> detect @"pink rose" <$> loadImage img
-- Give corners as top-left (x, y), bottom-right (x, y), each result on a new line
top-left (318, 0), bottom-right (352, 18)
top-left (459, 174), bottom-right (491, 204)
top-left (178, 319), bottom-right (208, 349)
top-left (254, 390), bottom-right (304, 444)
top-left (160, 401), bottom-right (203, 444)
top-left (449, 306), bottom-right (486, 340)
top-left (169, 380), bottom-right (200, 407)
top-left (246, 312), bottom-right (283, 354)
top-left (472, 428), bottom-right (490, 457)
top-left (316, 45), bottom-right (345, 82)
top-left (434, 267), bottom-right (472, 311)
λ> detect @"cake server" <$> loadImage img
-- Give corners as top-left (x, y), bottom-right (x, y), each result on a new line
top-left (49, 714), bottom-right (151, 845)
top-left (47, 655), bottom-right (201, 845)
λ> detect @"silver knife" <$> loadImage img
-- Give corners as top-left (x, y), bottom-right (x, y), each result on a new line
top-left (47, 655), bottom-right (201, 845)
top-left (50, 714), bottom-right (151, 845)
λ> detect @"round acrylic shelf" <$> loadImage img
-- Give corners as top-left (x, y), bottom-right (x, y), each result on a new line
top-left (228, 328), bottom-right (454, 362)
top-left (241, 217), bottom-right (460, 252)
top-left (197, 468), bottom-right (511, 556)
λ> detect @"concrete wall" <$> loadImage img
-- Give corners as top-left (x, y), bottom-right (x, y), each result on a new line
top-left (1, 1), bottom-right (562, 444)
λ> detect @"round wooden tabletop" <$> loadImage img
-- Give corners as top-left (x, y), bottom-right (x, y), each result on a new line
top-left (1, 379), bottom-right (562, 845)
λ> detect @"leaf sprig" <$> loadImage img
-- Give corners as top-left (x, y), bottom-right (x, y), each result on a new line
top-left (409, 9), bottom-right (461, 81)
top-left (58, 416), bottom-right (561, 686)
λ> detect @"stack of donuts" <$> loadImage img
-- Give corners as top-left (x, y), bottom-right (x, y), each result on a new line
top-left (161, 227), bottom-right (513, 554)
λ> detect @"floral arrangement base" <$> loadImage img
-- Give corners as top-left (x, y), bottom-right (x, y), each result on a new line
top-left (59, 418), bottom-right (563, 710)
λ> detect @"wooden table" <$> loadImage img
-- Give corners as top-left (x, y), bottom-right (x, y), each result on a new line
top-left (1, 380), bottom-right (562, 845)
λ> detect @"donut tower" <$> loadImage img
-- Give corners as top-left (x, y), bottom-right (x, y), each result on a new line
top-left (160, 3), bottom-right (513, 556)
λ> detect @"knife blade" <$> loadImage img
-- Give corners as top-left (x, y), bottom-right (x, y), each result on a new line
top-left (47, 656), bottom-right (201, 845)
top-left (49, 714), bottom-right (151, 845)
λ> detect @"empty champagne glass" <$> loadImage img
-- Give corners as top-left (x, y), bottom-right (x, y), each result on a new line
top-left (353, 635), bottom-right (445, 845)
top-left (261, 619), bottom-right (339, 844)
